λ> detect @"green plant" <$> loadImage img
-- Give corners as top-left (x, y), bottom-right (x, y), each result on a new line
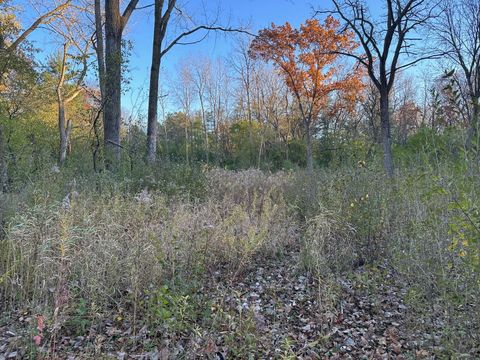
top-left (65, 298), bottom-right (91, 335)
top-left (144, 285), bottom-right (196, 333)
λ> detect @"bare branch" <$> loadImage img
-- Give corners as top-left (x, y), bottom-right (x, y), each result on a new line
top-left (161, 26), bottom-right (254, 58)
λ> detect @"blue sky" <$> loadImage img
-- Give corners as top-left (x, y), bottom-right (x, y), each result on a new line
top-left (18, 0), bottom-right (435, 117)
top-left (19, 0), bottom-right (318, 114)
top-left (123, 0), bottom-right (317, 113)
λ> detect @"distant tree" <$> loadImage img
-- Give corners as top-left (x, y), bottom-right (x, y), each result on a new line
top-left (250, 17), bottom-right (364, 172)
top-left (231, 38), bottom-right (256, 163)
top-left (435, 0), bottom-right (480, 148)
top-left (189, 58), bottom-right (211, 164)
top-left (52, 42), bottom-right (88, 164)
top-left (172, 62), bottom-right (195, 165)
top-left (40, 3), bottom-right (92, 165)
top-left (145, 1), bottom-right (250, 164)
top-left (392, 77), bottom-right (421, 144)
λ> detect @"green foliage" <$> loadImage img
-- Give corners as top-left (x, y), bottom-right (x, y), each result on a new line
top-left (65, 298), bottom-right (91, 336)
top-left (394, 126), bottom-right (467, 168)
top-left (144, 285), bottom-right (197, 333)
top-left (447, 196), bottom-right (480, 273)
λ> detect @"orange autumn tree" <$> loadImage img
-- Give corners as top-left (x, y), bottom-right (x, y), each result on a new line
top-left (249, 16), bottom-right (364, 171)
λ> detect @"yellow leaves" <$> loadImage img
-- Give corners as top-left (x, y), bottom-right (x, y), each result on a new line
top-left (448, 238), bottom-right (458, 251)
top-left (449, 233), bottom-right (479, 265)
top-left (349, 194), bottom-right (369, 210)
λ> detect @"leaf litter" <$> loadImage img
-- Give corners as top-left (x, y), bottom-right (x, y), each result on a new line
top-left (0, 247), bottom-right (476, 359)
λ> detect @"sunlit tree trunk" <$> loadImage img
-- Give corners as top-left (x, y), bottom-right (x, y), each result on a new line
top-left (57, 43), bottom-right (69, 165)
top-left (146, 0), bottom-right (164, 164)
top-left (55, 42), bottom-right (86, 165)
top-left (104, 0), bottom-right (122, 166)
top-left (103, 0), bottom-right (138, 169)
top-left (58, 101), bottom-right (72, 165)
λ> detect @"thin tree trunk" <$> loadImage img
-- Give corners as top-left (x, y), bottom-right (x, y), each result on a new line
top-left (94, 0), bottom-right (106, 109)
top-left (466, 98), bottom-right (479, 150)
top-left (58, 102), bottom-right (68, 165)
top-left (146, 0), bottom-right (175, 164)
top-left (0, 126), bottom-right (8, 193)
top-left (380, 90), bottom-right (394, 177)
top-left (257, 130), bottom-right (264, 169)
top-left (246, 83), bottom-right (254, 163)
top-left (185, 122), bottom-right (189, 165)
top-left (199, 97), bottom-right (209, 165)
top-left (57, 42), bottom-right (69, 165)
top-left (305, 121), bottom-right (313, 173)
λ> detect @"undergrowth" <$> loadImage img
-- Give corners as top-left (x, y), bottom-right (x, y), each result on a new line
top-left (0, 156), bottom-right (479, 357)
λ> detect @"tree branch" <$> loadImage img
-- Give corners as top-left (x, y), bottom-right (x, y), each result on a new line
top-left (161, 26), bottom-right (254, 58)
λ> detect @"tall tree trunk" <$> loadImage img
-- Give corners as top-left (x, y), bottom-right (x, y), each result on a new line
top-left (146, 0), bottom-right (163, 164)
top-left (57, 43), bottom-right (69, 165)
top-left (146, 0), bottom-right (175, 164)
top-left (185, 122), bottom-right (189, 165)
top-left (104, 0), bottom-right (123, 167)
top-left (0, 125), bottom-right (8, 193)
top-left (246, 83), bottom-right (254, 163)
top-left (305, 121), bottom-right (313, 173)
top-left (94, 0), bottom-right (106, 110)
top-left (380, 90), bottom-right (394, 177)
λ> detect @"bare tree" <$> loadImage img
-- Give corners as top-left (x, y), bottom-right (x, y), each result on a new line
top-left (360, 82), bottom-right (381, 142)
top-left (189, 58), bottom-right (211, 164)
top-left (435, 0), bottom-right (480, 148)
top-left (40, 3), bottom-right (91, 165)
top-left (0, 0), bottom-right (72, 76)
top-left (145, 0), bottom-right (252, 163)
top-left (206, 59), bottom-right (231, 157)
top-left (146, 0), bottom-right (176, 164)
top-left (324, 0), bottom-right (441, 177)
top-left (55, 41), bottom-right (88, 164)
top-left (172, 61), bottom-right (195, 165)
top-left (231, 37), bottom-right (255, 162)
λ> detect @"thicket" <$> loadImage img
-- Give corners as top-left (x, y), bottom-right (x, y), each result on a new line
top-left (0, 123), bottom-right (478, 357)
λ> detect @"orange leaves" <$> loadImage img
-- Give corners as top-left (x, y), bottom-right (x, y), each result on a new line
top-left (250, 16), bottom-right (365, 121)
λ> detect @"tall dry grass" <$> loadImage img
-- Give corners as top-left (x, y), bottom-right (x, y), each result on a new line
top-left (0, 169), bottom-right (298, 311)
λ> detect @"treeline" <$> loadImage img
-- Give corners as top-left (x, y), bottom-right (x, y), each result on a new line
top-left (0, 0), bottom-right (479, 188)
